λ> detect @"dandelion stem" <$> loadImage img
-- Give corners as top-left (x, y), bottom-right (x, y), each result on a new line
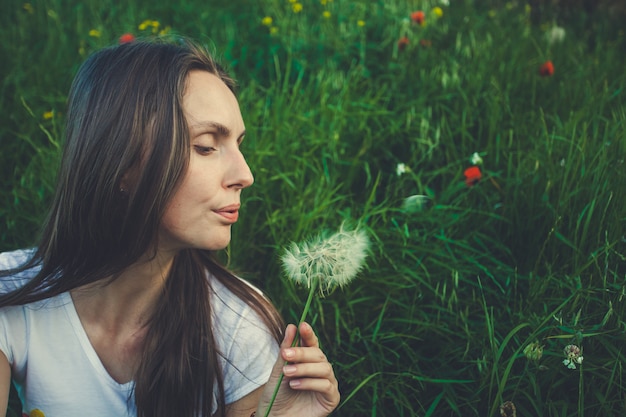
top-left (262, 277), bottom-right (319, 417)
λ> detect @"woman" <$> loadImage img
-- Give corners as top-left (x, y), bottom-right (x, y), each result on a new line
top-left (0, 38), bottom-right (339, 417)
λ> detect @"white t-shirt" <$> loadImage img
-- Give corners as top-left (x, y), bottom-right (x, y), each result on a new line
top-left (0, 249), bottom-right (279, 417)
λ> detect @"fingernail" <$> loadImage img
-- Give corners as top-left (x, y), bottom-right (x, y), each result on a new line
top-left (283, 365), bottom-right (297, 375)
top-left (289, 379), bottom-right (301, 388)
top-left (284, 348), bottom-right (295, 359)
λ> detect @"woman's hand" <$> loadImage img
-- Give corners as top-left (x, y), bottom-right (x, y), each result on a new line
top-left (258, 322), bottom-right (340, 417)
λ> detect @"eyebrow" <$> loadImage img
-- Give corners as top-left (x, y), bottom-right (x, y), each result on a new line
top-left (189, 121), bottom-right (245, 140)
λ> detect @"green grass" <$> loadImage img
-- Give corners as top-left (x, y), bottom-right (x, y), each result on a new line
top-left (2, 0), bottom-right (626, 416)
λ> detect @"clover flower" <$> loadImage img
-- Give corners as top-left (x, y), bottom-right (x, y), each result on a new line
top-left (499, 401), bottom-right (516, 417)
top-left (523, 341), bottom-right (543, 361)
top-left (563, 344), bottom-right (583, 369)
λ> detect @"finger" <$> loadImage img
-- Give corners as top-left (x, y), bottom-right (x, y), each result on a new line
top-left (286, 378), bottom-right (340, 411)
top-left (281, 345), bottom-right (328, 364)
top-left (281, 324), bottom-right (297, 349)
top-left (282, 361), bottom-right (335, 380)
top-left (298, 321), bottom-right (319, 348)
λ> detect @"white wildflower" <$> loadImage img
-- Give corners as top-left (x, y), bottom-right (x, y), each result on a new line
top-left (396, 163), bottom-right (410, 176)
top-left (439, 0), bottom-right (450, 6)
top-left (547, 25), bottom-right (566, 45)
top-left (562, 344), bottom-right (583, 369)
top-left (470, 152), bottom-right (483, 165)
top-left (281, 223), bottom-right (370, 294)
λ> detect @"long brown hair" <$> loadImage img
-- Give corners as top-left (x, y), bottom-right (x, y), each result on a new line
top-left (0, 38), bottom-right (283, 417)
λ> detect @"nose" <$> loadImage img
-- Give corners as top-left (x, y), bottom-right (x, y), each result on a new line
top-left (227, 149), bottom-right (254, 189)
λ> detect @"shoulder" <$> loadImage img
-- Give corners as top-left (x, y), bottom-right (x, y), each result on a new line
top-left (0, 248), bottom-right (39, 293)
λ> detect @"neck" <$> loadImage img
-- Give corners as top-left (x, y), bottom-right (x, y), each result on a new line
top-left (71, 250), bottom-right (177, 330)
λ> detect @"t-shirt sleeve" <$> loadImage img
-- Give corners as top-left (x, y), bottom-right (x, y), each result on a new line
top-left (0, 249), bottom-right (35, 371)
top-left (210, 279), bottom-right (280, 404)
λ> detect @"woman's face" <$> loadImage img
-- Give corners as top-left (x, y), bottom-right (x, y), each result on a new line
top-left (158, 70), bottom-right (254, 253)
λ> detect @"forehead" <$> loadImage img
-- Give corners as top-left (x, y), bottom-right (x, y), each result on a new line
top-left (183, 70), bottom-right (243, 130)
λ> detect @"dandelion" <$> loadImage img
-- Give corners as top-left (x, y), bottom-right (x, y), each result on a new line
top-left (357, 20), bottom-right (365, 27)
top-left (397, 36), bottom-right (409, 51)
top-left (292, 2), bottom-right (303, 13)
top-left (261, 16), bottom-right (273, 26)
top-left (88, 29), bottom-right (101, 38)
top-left (269, 26), bottom-right (279, 35)
top-left (470, 152), bottom-right (483, 165)
top-left (410, 11), bottom-right (425, 26)
top-left (281, 223), bottom-right (370, 294)
top-left (23, 3), bottom-right (34, 13)
top-left (322, 10), bottom-right (331, 19)
top-left (118, 33), bottom-right (135, 44)
top-left (396, 163), bottom-right (410, 176)
top-left (264, 224), bottom-right (370, 417)
top-left (432, 7), bottom-right (444, 18)
top-left (539, 60), bottom-right (554, 77)
top-left (499, 401), bottom-right (517, 417)
top-left (42, 111), bottom-right (54, 120)
top-left (523, 341), bottom-right (543, 361)
top-left (464, 166), bottom-right (482, 186)
top-left (563, 344), bottom-right (583, 369)
top-left (402, 195), bottom-right (431, 213)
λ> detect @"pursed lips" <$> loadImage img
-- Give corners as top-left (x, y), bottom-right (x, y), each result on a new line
top-left (213, 204), bottom-right (240, 222)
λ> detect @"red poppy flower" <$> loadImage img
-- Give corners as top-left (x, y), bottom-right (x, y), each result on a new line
top-left (464, 166), bottom-right (482, 186)
top-left (539, 60), bottom-right (554, 77)
top-left (119, 33), bottom-right (136, 44)
top-left (410, 11), bottom-right (425, 25)
top-left (419, 39), bottom-right (432, 48)
top-left (397, 36), bottom-right (409, 51)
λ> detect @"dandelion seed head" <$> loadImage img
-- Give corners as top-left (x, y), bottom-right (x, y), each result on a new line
top-left (281, 224), bottom-right (370, 294)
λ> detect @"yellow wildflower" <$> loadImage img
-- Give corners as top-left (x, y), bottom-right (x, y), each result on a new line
top-left (292, 3), bottom-right (303, 13)
top-left (322, 10), bottom-right (331, 19)
top-left (288, 0), bottom-right (296, 3)
top-left (88, 29), bottom-right (101, 38)
top-left (432, 7), bottom-right (443, 18)
top-left (357, 20), bottom-right (365, 27)
top-left (138, 19), bottom-right (152, 31)
top-left (23, 3), bottom-right (34, 13)
top-left (158, 25), bottom-right (171, 35)
top-left (43, 111), bottom-right (54, 120)
top-left (270, 26), bottom-right (279, 35)
top-left (261, 16), bottom-right (273, 26)
top-left (320, 0), bottom-right (327, 4)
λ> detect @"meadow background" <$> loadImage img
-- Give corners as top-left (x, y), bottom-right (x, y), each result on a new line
top-left (1, 0), bottom-right (626, 416)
